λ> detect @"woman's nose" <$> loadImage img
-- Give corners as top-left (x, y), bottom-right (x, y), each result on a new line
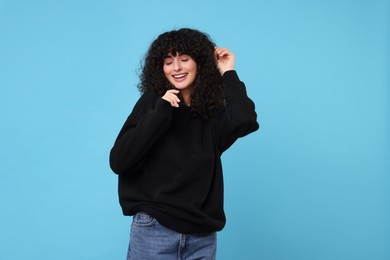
top-left (173, 60), bottom-right (182, 71)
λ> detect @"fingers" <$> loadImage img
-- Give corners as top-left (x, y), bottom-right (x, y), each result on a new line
top-left (214, 47), bottom-right (233, 60)
top-left (214, 47), bottom-right (236, 75)
top-left (162, 89), bottom-right (180, 107)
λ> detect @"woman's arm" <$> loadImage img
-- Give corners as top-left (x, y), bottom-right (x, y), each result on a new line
top-left (215, 70), bottom-right (259, 153)
top-left (213, 48), bottom-right (259, 152)
top-left (109, 93), bottom-right (174, 175)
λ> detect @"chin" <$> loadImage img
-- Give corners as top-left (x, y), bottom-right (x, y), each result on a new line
top-left (171, 83), bottom-right (189, 90)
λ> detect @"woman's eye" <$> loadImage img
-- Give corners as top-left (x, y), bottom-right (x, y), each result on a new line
top-left (181, 59), bottom-right (189, 62)
top-left (165, 61), bottom-right (173, 65)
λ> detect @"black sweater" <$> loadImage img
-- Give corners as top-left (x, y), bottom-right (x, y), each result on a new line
top-left (109, 71), bottom-right (259, 234)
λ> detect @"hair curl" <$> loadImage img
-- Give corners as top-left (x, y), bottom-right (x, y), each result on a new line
top-left (138, 28), bottom-right (224, 119)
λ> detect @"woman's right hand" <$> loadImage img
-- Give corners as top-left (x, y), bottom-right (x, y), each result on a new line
top-left (162, 89), bottom-right (181, 107)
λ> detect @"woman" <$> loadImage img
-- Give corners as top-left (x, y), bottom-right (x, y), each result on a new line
top-left (109, 28), bottom-right (259, 259)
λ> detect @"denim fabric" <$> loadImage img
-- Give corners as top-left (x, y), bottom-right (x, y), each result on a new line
top-left (127, 212), bottom-right (217, 260)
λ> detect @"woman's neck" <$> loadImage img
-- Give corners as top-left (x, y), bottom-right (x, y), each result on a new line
top-left (181, 89), bottom-right (192, 106)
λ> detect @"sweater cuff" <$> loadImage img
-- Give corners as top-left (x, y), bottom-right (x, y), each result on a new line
top-left (153, 98), bottom-right (174, 117)
top-left (222, 70), bottom-right (239, 82)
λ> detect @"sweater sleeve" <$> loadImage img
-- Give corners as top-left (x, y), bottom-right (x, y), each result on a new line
top-left (109, 93), bottom-right (174, 175)
top-left (215, 70), bottom-right (259, 153)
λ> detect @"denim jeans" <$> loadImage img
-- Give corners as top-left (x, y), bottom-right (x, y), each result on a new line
top-left (127, 212), bottom-right (217, 260)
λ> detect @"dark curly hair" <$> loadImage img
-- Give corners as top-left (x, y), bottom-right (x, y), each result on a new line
top-left (138, 28), bottom-right (224, 119)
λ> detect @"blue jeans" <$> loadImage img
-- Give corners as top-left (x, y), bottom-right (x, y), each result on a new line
top-left (127, 212), bottom-right (217, 260)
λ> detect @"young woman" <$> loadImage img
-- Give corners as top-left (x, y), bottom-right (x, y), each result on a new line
top-left (109, 28), bottom-right (259, 259)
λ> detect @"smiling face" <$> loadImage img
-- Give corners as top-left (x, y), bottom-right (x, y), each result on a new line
top-left (163, 53), bottom-right (197, 91)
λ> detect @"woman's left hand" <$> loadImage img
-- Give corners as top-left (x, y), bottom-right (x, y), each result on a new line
top-left (215, 47), bottom-right (235, 76)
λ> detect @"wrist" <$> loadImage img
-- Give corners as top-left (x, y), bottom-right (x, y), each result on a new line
top-left (221, 68), bottom-right (235, 76)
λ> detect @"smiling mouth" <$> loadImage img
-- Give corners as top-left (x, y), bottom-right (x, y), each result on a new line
top-left (172, 73), bottom-right (188, 79)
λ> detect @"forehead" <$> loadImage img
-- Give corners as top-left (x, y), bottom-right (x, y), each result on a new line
top-left (164, 53), bottom-right (190, 59)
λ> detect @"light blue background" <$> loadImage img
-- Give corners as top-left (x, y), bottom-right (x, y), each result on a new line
top-left (1, 0), bottom-right (389, 259)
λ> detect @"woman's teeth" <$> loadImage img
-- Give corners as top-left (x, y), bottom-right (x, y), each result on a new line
top-left (173, 74), bottom-right (187, 79)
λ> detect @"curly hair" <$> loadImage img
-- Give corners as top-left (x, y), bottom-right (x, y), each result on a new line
top-left (138, 28), bottom-right (224, 119)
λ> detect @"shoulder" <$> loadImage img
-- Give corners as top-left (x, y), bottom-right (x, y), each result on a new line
top-left (133, 91), bottom-right (160, 110)
top-left (127, 91), bottom-right (160, 120)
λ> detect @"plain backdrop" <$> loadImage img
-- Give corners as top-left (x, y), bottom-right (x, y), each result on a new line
top-left (0, 0), bottom-right (389, 259)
